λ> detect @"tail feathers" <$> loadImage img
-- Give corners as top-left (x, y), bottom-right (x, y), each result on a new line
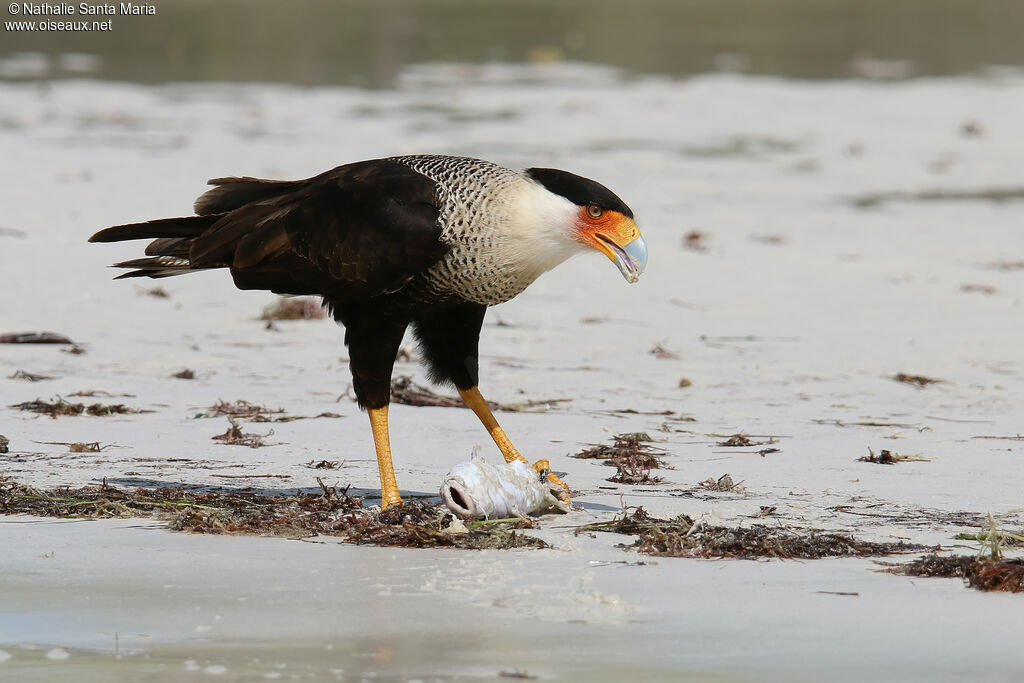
top-left (194, 176), bottom-right (303, 216)
top-left (111, 255), bottom-right (212, 280)
top-left (144, 237), bottom-right (191, 257)
top-left (89, 215), bottom-right (220, 244)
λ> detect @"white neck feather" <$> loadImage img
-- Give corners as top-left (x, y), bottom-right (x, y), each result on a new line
top-left (500, 177), bottom-right (585, 282)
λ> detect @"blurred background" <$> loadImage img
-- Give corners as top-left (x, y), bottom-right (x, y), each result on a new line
top-left (3, 0), bottom-right (1024, 85)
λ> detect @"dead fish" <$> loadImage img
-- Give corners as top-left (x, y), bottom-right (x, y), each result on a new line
top-left (441, 452), bottom-right (571, 520)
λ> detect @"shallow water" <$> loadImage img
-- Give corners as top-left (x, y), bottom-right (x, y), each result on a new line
top-left (3, 0), bottom-right (1024, 86)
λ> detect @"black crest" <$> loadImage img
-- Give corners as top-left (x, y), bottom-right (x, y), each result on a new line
top-left (525, 167), bottom-right (634, 218)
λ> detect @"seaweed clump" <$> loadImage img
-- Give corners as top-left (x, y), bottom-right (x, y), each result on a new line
top-left (886, 554), bottom-right (1024, 593)
top-left (11, 398), bottom-right (148, 418)
top-left (571, 433), bottom-right (669, 484)
top-left (858, 448), bottom-right (929, 464)
top-left (578, 508), bottom-right (921, 559)
top-left (0, 478), bottom-right (546, 550)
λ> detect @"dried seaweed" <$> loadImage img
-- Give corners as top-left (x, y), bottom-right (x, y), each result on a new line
top-left (10, 398), bottom-right (148, 418)
top-left (389, 376), bottom-right (463, 408)
top-left (212, 419), bottom-right (273, 448)
top-left (858, 448), bottom-right (929, 464)
top-left (198, 399), bottom-right (283, 419)
top-left (716, 433), bottom-right (777, 448)
top-left (578, 508), bottom-right (921, 559)
top-left (36, 441), bottom-right (103, 453)
top-left (0, 331), bottom-right (75, 344)
top-left (259, 297), bottom-right (326, 321)
top-left (850, 186), bottom-right (1024, 209)
top-left (306, 460), bottom-right (341, 469)
top-left (388, 375), bottom-right (568, 413)
top-left (698, 473), bottom-right (745, 492)
top-left (0, 478), bottom-right (547, 550)
top-left (649, 344), bottom-right (680, 359)
top-left (8, 370), bottom-right (55, 382)
top-left (893, 373), bottom-right (942, 387)
top-left (572, 433), bottom-right (669, 484)
top-left (885, 554), bottom-right (1024, 593)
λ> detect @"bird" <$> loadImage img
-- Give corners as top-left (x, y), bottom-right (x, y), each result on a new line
top-left (89, 155), bottom-right (647, 509)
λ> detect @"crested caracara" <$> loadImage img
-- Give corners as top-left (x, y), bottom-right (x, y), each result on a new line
top-left (90, 155), bottom-right (647, 508)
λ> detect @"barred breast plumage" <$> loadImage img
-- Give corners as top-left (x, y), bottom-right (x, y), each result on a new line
top-left (393, 155), bottom-right (578, 305)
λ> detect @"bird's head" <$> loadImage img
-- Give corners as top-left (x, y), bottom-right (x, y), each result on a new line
top-left (525, 167), bottom-right (648, 283)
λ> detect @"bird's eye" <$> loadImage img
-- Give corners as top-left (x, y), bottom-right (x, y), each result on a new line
top-left (587, 204), bottom-right (603, 218)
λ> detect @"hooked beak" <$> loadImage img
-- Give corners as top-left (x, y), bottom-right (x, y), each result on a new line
top-left (595, 229), bottom-right (648, 284)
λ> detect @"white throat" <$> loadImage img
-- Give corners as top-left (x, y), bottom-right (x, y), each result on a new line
top-left (501, 177), bottom-right (584, 282)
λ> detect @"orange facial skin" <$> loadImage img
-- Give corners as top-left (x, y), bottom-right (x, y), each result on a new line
top-left (573, 206), bottom-right (641, 260)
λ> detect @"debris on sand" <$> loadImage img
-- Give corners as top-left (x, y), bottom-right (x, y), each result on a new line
top-left (260, 296), bottom-right (326, 321)
top-left (37, 441), bottom-right (103, 453)
top-left (0, 478), bottom-right (547, 550)
top-left (850, 186), bottom-right (1024, 209)
top-left (715, 433), bottom-right (777, 448)
top-left (699, 473), bottom-right (745, 493)
top-left (571, 433), bottom-right (669, 485)
top-left (683, 230), bottom-right (708, 251)
top-left (894, 373), bottom-right (944, 387)
top-left (389, 376), bottom-right (462, 408)
top-left (858, 448), bottom-right (929, 464)
top-left (578, 507), bottom-right (921, 559)
top-left (388, 376), bottom-right (569, 413)
top-left (885, 554), bottom-right (1024, 593)
top-left (196, 400), bottom-right (341, 423)
top-left (985, 260), bottom-right (1024, 271)
top-left (0, 435), bottom-right (7, 454)
top-left (649, 343), bottom-right (680, 359)
top-left (306, 460), bottom-right (341, 470)
top-left (10, 398), bottom-right (149, 418)
top-left (8, 370), bottom-right (55, 382)
top-left (212, 419), bottom-right (273, 448)
top-left (145, 286), bottom-right (170, 298)
top-left (199, 399), bottom-right (282, 419)
top-left (0, 331), bottom-right (75, 345)
top-left (961, 283), bottom-right (997, 295)
top-left (171, 369), bottom-right (195, 380)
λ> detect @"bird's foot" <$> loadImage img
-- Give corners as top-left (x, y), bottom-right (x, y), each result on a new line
top-left (500, 451), bottom-right (572, 505)
top-left (531, 458), bottom-right (572, 505)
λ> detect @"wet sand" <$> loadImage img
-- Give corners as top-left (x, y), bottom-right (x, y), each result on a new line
top-left (2, 65), bottom-right (1024, 680)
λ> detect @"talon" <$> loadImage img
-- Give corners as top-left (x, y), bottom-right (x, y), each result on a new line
top-left (533, 459), bottom-right (571, 505)
top-left (548, 472), bottom-right (572, 505)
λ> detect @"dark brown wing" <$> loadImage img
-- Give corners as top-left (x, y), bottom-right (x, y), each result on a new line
top-left (91, 159), bottom-right (448, 301)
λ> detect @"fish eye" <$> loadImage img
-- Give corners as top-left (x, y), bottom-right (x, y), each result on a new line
top-left (587, 204), bottom-right (603, 218)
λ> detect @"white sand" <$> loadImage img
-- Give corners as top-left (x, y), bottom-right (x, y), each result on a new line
top-left (2, 65), bottom-right (1024, 680)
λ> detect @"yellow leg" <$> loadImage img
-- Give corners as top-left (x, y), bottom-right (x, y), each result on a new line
top-left (457, 387), bottom-right (571, 504)
top-left (368, 406), bottom-right (403, 509)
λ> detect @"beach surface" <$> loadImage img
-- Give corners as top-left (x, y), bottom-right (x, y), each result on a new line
top-left (2, 65), bottom-right (1023, 680)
